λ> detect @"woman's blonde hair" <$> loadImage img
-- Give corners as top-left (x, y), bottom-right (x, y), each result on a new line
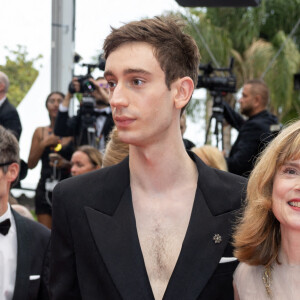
top-left (233, 119), bottom-right (300, 267)
top-left (191, 145), bottom-right (228, 171)
top-left (102, 127), bottom-right (129, 167)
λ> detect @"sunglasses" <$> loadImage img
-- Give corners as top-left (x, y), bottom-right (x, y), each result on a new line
top-left (0, 161), bottom-right (16, 167)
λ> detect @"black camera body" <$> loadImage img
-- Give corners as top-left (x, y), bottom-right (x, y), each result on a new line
top-left (68, 75), bottom-right (95, 94)
top-left (196, 58), bottom-right (236, 93)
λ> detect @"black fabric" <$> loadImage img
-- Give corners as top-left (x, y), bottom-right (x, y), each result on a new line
top-left (50, 153), bottom-right (247, 300)
top-left (0, 98), bottom-right (22, 140)
top-left (183, 138), bottom-right (196, 150)
top-left (54, 110), bottom-right (114, 147)
top-left (11, 209), bottom-right (50, 300)
top-left (0, 218), bottom-right (11, 235)
top-left (35, 139), bottom-right (74, 215)
top-left (223, 101), bottom-right (278, 177)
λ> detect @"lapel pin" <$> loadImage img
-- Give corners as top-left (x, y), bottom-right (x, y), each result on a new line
top-left (213, 234), bottom-right (222, 244)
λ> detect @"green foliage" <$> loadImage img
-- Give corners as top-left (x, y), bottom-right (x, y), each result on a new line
top-left (0, 45), bottom-right (42, 107)
top-left (184, 0), bottom-right (300, 122)
top-left (260, 0), bottom-right (300, 48)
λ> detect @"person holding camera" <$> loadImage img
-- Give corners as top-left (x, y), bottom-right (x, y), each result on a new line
top-left (54, 76), bottom-right (114, 151)
top-left (223, 79), bottom-right (279, 177)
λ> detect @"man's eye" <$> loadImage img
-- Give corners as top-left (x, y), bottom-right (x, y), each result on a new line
top-left (107, 81), bottom-right (116, 88)
top-left (132, 79), bottom-right (143, 86)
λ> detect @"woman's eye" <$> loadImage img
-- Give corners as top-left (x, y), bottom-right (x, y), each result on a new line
top-left (283, 167), bottom-right (298, 175)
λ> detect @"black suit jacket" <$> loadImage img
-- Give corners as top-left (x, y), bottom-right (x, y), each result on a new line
top-left (223, 102), bottom-right (278, 177)
top-left (0, 98), bottom-right (22, 140)
top-left (54, 109), bottom-right (114, 147)
top-left (12, 209), bottom-right (50, 300)
top-left (50, 152), bottom-right (247, 300)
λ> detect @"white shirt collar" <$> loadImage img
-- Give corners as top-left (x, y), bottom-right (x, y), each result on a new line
top-left (0, 96), bottom-right (6, 108)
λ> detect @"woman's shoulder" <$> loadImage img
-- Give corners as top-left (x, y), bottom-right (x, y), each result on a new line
top-left (234, 262), bottom-right (265, 299)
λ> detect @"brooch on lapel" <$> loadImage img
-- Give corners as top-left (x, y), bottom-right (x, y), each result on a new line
top-left (213, 234), bottom-right (222, 244)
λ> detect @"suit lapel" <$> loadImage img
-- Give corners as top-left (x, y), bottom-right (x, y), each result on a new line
top-left (85, 186), bottom-right (154, 300)
top-left (12, 209), bottom-right (31, 300)
top-left (163, 185), bottom-right (234, 300)
top-left (164, 153), bottom-right (241, 300)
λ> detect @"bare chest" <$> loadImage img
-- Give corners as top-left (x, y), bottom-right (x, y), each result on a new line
top-left (133, 199), bottom-right (194, 300)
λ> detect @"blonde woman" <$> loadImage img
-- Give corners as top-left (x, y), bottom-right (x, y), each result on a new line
top-left (233, 120), bottom-right (300, 300)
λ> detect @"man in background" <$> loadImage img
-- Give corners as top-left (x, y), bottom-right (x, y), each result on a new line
top-left (0, 71), bottom-right (22, 140)
top-left (0, 125), bottom-right (50, 300)
top-left (224, 79), bottom-right (279, 177)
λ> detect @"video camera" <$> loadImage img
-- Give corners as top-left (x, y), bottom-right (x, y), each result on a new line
top-left (196, 58), bottom-right (236, 93)
top-left (68, 56), bottom-right (106, 95)
top-left (68, 56), bottom-right (107, 147)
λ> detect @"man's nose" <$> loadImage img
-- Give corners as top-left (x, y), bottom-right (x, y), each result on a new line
top-left (110, 83), bottom-right (129, 108)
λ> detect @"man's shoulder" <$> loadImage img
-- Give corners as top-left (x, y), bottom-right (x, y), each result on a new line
top-left (194, 153), bottom-right (247, 214)
top-left (0, 98), bottom-right (17, 113)
top-left (13, 209), bottom-right (50, 241)
top-left (54, 157), bottom-right (130, 207)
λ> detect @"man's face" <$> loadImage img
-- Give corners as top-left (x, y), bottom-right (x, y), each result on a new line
top-left (104, 42), bottom-right (177, 146)
top-left (238, 84), bottom-right (255, 117)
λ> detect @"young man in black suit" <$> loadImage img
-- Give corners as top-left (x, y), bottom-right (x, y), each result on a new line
top-left (0, 125), bottom-right (50, 300)
top-left (0, 71), bottom-right (22, 141)
top-left (50, 16), bottom-right (246, 300)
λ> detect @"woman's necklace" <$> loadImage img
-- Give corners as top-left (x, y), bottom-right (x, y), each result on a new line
top-left (262, 265), bottom-right (272, 298)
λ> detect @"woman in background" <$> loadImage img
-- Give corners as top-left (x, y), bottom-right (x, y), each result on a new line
top-left (70, 145), bottom-right (102, 176)
top-left (233, 120), bottom-right (300, 300)
top-left (28, 92), bottom-right (73, 229)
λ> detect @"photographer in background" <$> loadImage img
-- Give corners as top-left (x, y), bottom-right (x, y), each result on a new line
top-left (223, 79), bottom-right (279, 177)
top-left (54, 76), bottom-right (114, 151)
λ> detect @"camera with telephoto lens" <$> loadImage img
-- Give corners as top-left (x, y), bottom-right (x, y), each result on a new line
top-left (68, 75), bottom-right (95, 94)
top-left (196, 58), bottom-right (236, 93)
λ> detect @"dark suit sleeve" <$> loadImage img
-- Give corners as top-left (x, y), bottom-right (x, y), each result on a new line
top-left (0, 104), bottom-right (22, 140)
top-left (50, 183), bottom-right (81, 300)
top-left (226, 121), bottom-right (262, 176)
top-left (54, 111), bottom-right (78, 137)
top-left (223, 101), bottom-right (245, 131)
top-left (38, 240), bottom-right (51, 300)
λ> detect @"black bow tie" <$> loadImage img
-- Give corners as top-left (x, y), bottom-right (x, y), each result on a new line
top-left (0, 218), bottom-right (11, 235)
top-left (95, 111), bottom-right (108, 117)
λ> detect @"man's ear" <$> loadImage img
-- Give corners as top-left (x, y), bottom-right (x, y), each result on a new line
top-left (174, 77), bottom-right (194, 110)
top-left (6, 163), bottom-right (20, 183)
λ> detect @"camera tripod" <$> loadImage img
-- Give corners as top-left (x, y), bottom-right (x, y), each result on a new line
top-left (205, 91), bottom-right (225, 150)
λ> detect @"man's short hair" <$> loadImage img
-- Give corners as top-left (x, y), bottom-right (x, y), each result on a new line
top-left (0, 71), bottom-right (10, 93)
top-left (0, 125), bottom-right (20, 174)
top-left (103, 16), bottom-right (200, 89)
top-left (245, 79), bottom-right (269, 107)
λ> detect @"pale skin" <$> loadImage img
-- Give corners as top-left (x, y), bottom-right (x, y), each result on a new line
top-left (105, 42), bottom-right (198, 300)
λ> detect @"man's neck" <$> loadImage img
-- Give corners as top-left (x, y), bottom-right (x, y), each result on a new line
top-left (0, 199), bottom-right (9, 217)
top-left (248, 107), bottom-right (266, 118)
top-left (129, 139), bottom-right (197, 194)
